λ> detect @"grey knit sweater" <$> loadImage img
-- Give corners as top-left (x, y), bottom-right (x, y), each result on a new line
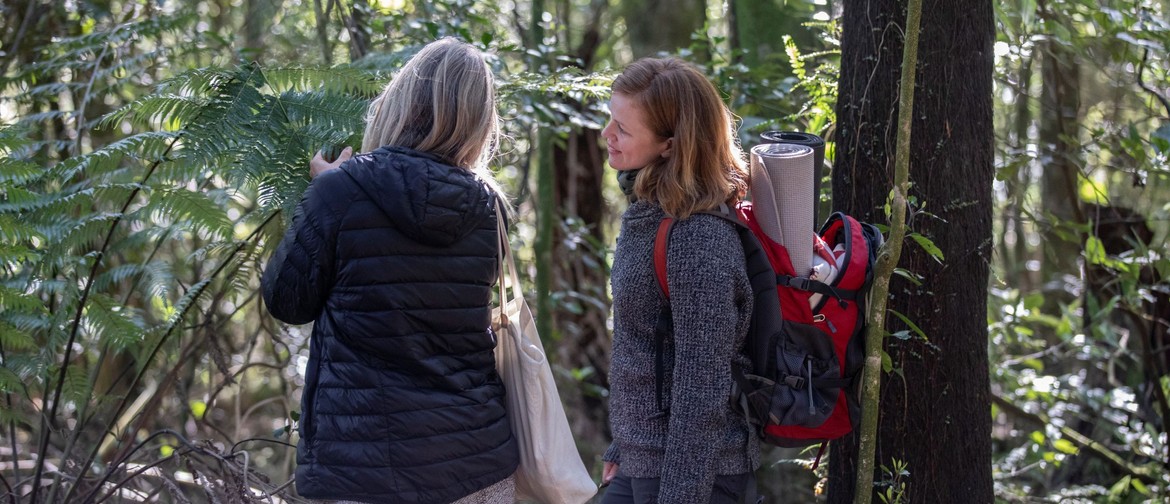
top-left (604, 200), bottom-right (760, 503)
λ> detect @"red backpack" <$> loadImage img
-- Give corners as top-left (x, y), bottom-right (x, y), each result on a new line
top-left (652, 203), bottom-right (882, 464)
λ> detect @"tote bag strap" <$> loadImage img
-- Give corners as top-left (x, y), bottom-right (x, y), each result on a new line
top-left (495, 200), bottom-right (527, 323)
top-left (495, 202), bottom-right (526, 299)
top-left (495, 201), bottom-right (510, 329)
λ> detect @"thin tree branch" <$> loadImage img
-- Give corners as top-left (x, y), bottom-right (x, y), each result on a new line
top-left (63, 210), bottom-right (280, 503)
top-left (991, 393), bottom-right (1160, 482)
top-left (1137, 48), bottom-right (1170, 119)
top-left (0, 0), bottom-right (39, 75)
top-left (30, 118), bottom-right (182, 504)
top-left (854, 0), bottom-right (923, 502)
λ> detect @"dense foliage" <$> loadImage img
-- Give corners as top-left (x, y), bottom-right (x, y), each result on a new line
top-left (0, 0), bottom-right (1167, 502)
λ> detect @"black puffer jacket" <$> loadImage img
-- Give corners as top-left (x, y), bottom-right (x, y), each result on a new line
top-left (262, 146), bottom-right (519, 504)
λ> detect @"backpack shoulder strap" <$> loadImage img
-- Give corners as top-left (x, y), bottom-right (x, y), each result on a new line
top-left (653, 217), bottom-right (675, 299)
top-left (653, 203), bottom-right (740, 299)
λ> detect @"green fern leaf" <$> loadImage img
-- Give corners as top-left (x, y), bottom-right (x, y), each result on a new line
top-left (0, 322), bottom-right (37, 352)
top-left (85, 294), bottom-right (144, 351)
top-left (140, 189), bottom-right (232, 241)
top-left (0, 365), bottom-right (29, 397)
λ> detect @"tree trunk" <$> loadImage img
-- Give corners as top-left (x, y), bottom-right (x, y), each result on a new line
top-left (244, 0), bottom-right (278, 60)
top-left (551, 126), bottom-right (612, 462)
top-left (828, 1), bottom-right (995, 502)
top-left (548, 0), bottom-right (612, 463)
top-left (621, 0), bottom-right (707, 58)
top-left (731, 0), bottom-right (819, 68)
top-left (1036, 25), bottom-right (1082, 309)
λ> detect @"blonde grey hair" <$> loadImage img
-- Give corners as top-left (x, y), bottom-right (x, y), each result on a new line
top-left (362, 38), bottom-right (504, 196)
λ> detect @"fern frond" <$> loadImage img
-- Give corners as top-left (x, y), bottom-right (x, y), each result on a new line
top-left (259, 66), bottom-right (384, 96)
top-left (0, 213), bottom-right (44, 243)
top-left (2, 312), bottom-right (55, 335)
top-left (224, 250), bottom-right (264, 301)
top-left (53, 143), bottom-right (134, 182)
top-left (274, 91), bottom-right (369, 132)
top-left (0, 243), bottom-right (39, 267)
top-left (1, 352), bottom-right (45, 383)
top-left (0, 285), bottom-right (47, 316)
top-left (4, 182), bottom-right (142, 218)
top-left (91, 263), bottom-right (147, 293)
top-left (141, 260), bottom-right (177, 304)
top-left (60, 362), bottom-right (92, 406)
top-left (160, 277), bottom-right (213, 333)
top-left (99, 95), bottom-right (209, 131)
top-left (85, 294), bottom-right (144, 351)
top-left (0, 365), bottom-right (30, 397)
top-left (0, 322), bottom-right (38, 353)
top-left (140, 189), bottom-right (232, 241)
top-left (153, 67), bottom-right (239, 98)
top-left (0, 158), bottom-right (42, 185)
top-left (10, 109), bottom-right (79, 126)
top-left (49, 212), bottom-right (122, 255)
top-left (20, 82), bottom-right (87, 101)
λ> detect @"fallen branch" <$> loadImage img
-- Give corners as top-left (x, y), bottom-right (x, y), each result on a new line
top-left (990, 393), bottom-right (1161, 482)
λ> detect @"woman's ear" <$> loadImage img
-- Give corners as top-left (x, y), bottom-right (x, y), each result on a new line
top-left (660, 137), bottom-right (674, 158)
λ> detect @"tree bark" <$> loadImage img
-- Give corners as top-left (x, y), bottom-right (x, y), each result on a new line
top-left (1036, 10), bottom-right (1083, 309)
top-left (828, 1), bottom-right (995, 502)
top-left (548, 0), bottom-right (612, 463)
top-left (731, 0), bottom-right (819, 68)
top-left (621, 0), bottom-right (707, 59)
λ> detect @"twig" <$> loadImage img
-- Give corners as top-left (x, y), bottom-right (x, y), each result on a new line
top-left (990, 393), bottom-right (1160, 482)
top-left (1137, 48), bottom-right (1170, 119)
top-left (0, 470), bottom-right (15, 504)
top-left (59, 68), bottom-right (267, 504)
top-left (31, 116), bottom-right (183, 504)
top-left (229, 438), bottom-right (297, 454)
top-left (853, 0), bottom-right (923, 503)
top-left (72, 42), bottom-right (111, 156)
top-left (0, 0), bottom-right (38, 75)
top-left (91, 453), bottom-right (178, 504)
top-left (1, 343), bottom-right (20, 492)
top-left (78, 429), bottom-right (177, 503)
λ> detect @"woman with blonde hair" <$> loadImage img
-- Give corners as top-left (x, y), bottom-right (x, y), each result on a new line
top-left (263, 37), bottom-right (518, 503)
top-left (600, 57), bottom-right (760, 503)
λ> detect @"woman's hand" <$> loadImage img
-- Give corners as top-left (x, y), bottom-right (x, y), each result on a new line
top-left (601, 461), bottom-right (619, 487)
top-left (310, 146), bottom-right (353, 179)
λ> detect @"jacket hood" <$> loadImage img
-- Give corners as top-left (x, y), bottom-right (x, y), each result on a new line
top-left (339, 146), bottom-right (497, 246)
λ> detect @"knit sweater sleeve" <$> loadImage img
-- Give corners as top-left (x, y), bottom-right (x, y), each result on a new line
top-left (657, 216), bottom-right (748, 503)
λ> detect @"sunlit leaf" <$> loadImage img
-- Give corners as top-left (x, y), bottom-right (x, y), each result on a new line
top-left (1052, 438), bottom-right (1078, 454)
top-left (908, 232), bottom-right (944, 263)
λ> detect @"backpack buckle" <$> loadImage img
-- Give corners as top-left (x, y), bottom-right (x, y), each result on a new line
top-left (777, 275), bottom-right (812, 291)
top-left (782, 374), bottom-right (806, 389)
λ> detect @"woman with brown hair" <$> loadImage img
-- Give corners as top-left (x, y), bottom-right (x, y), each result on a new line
top-left (600, 57), bottom-right (760, 504)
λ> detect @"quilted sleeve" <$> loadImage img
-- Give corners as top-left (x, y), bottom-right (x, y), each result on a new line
top-left (262, 170), bottom-right (348, 325)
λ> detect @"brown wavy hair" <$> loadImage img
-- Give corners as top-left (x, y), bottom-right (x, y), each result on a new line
top-left (612, 57), bottom-right (748, 219)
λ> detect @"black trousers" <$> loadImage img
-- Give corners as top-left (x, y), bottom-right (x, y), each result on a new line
top-left (598, 471), bottom-right (755, 504)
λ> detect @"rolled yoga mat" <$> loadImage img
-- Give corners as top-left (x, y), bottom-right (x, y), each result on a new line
top-left (759, 131), bottom-right (825, 230)
top-left (749, 143), bottom-right (816, 275)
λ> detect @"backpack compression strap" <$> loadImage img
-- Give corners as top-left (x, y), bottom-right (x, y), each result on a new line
top-left (651, 218), bottom-right (675, 416)
top-left (654, 218), bottom-right (674, 298)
